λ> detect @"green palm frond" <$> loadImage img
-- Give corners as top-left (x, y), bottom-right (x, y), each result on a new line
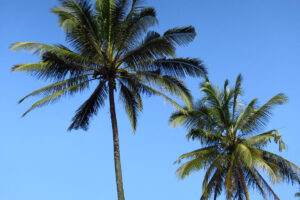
top-left (119, 82), bottom-right (142, 132)
top-left (201, 166), bottom-right (226, 200)
top-left (169, 109), bottom-right (188, 128)
top-left (12, 63), bottom-right (46, 73)
top-left (232, 74), bottom-right (243, 121)
top-left (10, 42), bottom-right (93, 64)
top-left (134, 82), bottom-right (187, 113)
top-left (245, 129), bottom-right (286, 151)
top-left (163, 26), bottom-right (196, 46)
top-left (241, 93), bottom-right (287, 134)
top-left (235, 143), bottom-right (253, 167)
top-left (68, 81), bottom-right (108, 131)
top-left (18, 74), bottom-right (93, 104)
top-left (186, 128), bottom-right (224, 145)
top-left (148, 58), bottom-right (206, 78)
top-left (122, 33), bottom-right (175, 65)
top-left (233, 98), bottom-right (257, 135)
top-left (176, 146), bottom-right (218, 179)
top-left (243, 166), bottom-right (268, 200)
top-left (22, 81), bottom-right (90, 117)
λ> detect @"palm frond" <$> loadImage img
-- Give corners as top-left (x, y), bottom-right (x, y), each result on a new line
top-left (135, 82), bottom-right (186, 113)
top-left (202, 154), bottom-right (225, 192)
top-left (253, 169), bottom-right (280, 200)
top-left (232, 74), bottom-right (243, 121)
top-left (245, 129), bottom-right (286, 151)
top-left (176, 146), bottom-right (218, 179)
top-left (119, 82), bottom-right (142, 132)
top-left (122, 33), bottom-right (174, 66)
top-left (233, 98), bottom-right (257, 135)
top-left (186, 129), bottom-right (224, 146)
top-left (163, 26), bottom-right (196, 46)
top-left (261, 150), bottom-right (300, 184)
top-left (68, 81), bottom-right (108, 130)
top-left (235, 143), bottom-right (253, 167)
top-left (201, 167), bottom-right (226, 200)
top-left (141, 58), bottom-right (207, 78)
top-left (53, 0), bottom-right (104, 60)
top-left (18, 74), bottom-right (93, 103)
top-left (244, 166), bottom-right (268, 200)
top-left (240, 93), bottom-right (287, 134)
top-left (116, 7), bottom-right (158, 53)
top-left (12, 63), bottom-right (46, 73)
top-left (169, 109), bottom-right (189, 128)
top-left (137, 71), bottom-right (193, 109)
top-left (22, 80), bottom-right (90, 117)
top-left (10, 42), bottom-right (90, 62)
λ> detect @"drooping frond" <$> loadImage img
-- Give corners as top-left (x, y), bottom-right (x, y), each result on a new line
top-left (261, 150), bottom-right (300, 184)
top-left (40, 51), bottom-right (90, 81)
top-left (245, 129), bottom-right (286, 151)
top-left (169, 109), bottom-right (189, 128)
top-left (252, 169), bottom-right (280, 200)
top-left (235, 143), bottom-right (253, 167)
top-left (119, 82), bottom-right (142, 132)
top-left (176, 146), bottom-right (219, 179)
top-left (22, 80), bottom-right (91, 117)
top-left (201, 166), bottom-right (226, 200)
top-left (136, 71), bottom-right (193, 109)
top-left (18, 74), bottom-right (93, 103)
top-left (12, 63), bottom-right (46, 73)
top-left (10, 42), bottom-right (94, 65)
top-left (133, 82), bottom-right (186, 112)
top-left (202, 154), bottom-right (225, 192)
top-left (68, 81), bottom-right (108, 130)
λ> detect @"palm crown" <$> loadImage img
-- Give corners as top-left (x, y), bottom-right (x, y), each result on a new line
top-left (11, 0), bottom-right (206, 131)
top-left (170, 75), bottom-right (300, 200)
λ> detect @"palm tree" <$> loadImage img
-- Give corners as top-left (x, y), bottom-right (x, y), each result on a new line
top-left (170, 75), bottom-right (299, 200)
top-left (10, 0), bottom-right (206, 199)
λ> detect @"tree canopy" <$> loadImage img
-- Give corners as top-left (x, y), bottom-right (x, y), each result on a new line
top-left (170, 75), bottom-right (300, 200)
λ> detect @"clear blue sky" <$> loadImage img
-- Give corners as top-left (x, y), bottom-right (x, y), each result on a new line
top-left (1, 0), bottom-right (300, 199)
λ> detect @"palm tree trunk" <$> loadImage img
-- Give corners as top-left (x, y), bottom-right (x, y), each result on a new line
top-left (238, 165), bottom-right (250, 200)
top-left (108, 80), bottom-right (125, 200)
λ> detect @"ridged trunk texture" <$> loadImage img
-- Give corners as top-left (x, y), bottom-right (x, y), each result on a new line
top-left (108, 80), bottom-right (125, 200)
top-left (238, 165), bottom-right (250, 200)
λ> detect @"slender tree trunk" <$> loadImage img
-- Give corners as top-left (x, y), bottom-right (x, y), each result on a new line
top-left (108, 80), bottom-right (125, 200)
top-left (238, 165), bottom-right (250, 200)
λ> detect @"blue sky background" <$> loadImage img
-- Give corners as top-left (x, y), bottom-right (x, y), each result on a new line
top-left (1, 0), bottom-right (300, 199)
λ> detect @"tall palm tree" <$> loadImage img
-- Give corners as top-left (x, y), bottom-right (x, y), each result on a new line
top-left (10, 0), bottom-right (206, 199)
top-left (170, 75), bottom-right (299, 200)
